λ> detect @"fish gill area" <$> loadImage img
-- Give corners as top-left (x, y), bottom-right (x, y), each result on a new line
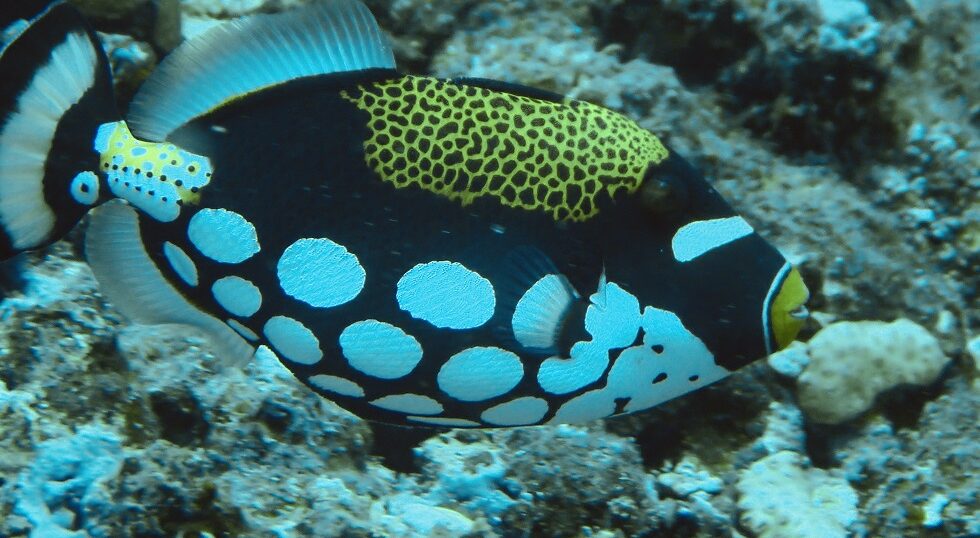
top-left (0, 0), bottom-right (977, 537)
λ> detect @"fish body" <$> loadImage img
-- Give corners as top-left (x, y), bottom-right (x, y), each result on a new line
top-left (0, 0), bottom-right (808, 427)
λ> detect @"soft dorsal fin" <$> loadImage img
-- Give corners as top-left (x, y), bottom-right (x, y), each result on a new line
top-left (128, 0), bottom-right (395, 141)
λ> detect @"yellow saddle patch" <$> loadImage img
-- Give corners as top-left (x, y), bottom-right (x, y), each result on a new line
top-left (342, 76), bottom-right (668, 221)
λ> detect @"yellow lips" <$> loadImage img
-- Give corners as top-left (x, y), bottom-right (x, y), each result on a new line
top-left (770, 266), bottom-right (809, 350)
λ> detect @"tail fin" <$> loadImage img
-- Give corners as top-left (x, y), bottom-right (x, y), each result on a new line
top-left (0, 1), bottom-right (118, 260)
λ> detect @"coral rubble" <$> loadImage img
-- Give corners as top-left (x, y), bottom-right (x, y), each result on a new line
top-left (1, 0), bottom-right (976, 536)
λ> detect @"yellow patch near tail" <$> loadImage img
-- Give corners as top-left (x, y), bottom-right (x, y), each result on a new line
top-left (94, 121), bottom-right (212, 221)
top-left (342, 76), bottom-right (668, 221)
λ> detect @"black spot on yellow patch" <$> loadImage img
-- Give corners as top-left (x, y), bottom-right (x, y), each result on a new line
top-left (342, 76), bottom-right (669, 221)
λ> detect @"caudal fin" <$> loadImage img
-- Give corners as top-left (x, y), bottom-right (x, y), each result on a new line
top-left (0, 1), bottom-right (118, 259)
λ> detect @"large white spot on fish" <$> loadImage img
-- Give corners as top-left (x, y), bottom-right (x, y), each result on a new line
top-left (340, 320), bottom-right (422, 379)
top-left (585, 280), bottom-right (644, 348)
top-left (310, 374), bottom-right (365, 398)
top-left (537, 343), bottom-right (606, 396)
top-left (615, 308), bottom-right (729, 413)
top-left (226, 319), bottom-right (258, 341)
top-left (263, 315), bottom-right (322, 365)
top-left (548, 389), bottom-right (614, 424)
top-left (371, 394), bottom-right (443, 415)
top-left (481, 397), bottom-right (549, 426)
top-left (438, 346), bottom-right (523, 401)
top-left (671, 216), bottom-right (753, 262)
top-left (549, 306), bottom-right (730, 424)
top-left (211, 276), bottom-right (262, 318)
top-left (187, 208), bottom-right (260, 263)
top-left (162, 241), bottom-right (198, 286)
top-left (512, 274), bottom-right (577, 349)
top-left (277, 238), bottom-right (365, 308)
top-left (396, 261), bottom-right (495, 329)
top-left (537, 280), bottom-right (641, 394)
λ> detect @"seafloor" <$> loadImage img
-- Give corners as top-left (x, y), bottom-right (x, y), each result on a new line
top-left (1, 0), bottom-right (977, 537)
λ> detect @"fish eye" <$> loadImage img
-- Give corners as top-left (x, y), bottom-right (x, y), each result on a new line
top-left (638, 165), bottom-right (689, 218)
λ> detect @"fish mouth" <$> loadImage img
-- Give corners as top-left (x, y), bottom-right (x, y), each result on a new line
top-left (767, 265), bottom-right (810, 352)
top-left (789, 304), bottom-right (810, 320)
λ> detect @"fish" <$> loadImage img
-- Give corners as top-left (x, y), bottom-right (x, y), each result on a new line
top-left (0, 0), bottom-right (809, 428)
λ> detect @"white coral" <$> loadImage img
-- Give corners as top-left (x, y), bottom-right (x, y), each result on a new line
top-left (736, 451), bottom-right (859, 538)
top-left (797, 319), bottom-right (950, 424)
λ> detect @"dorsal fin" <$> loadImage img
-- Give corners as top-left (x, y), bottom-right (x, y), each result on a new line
top-left (128, 0), bottom-right (395, 141)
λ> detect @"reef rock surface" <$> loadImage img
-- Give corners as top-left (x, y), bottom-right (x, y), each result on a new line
top-left (2, 0), bottom-right (977, 536)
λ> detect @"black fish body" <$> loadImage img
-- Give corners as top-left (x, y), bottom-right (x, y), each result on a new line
top-left (0, 0), bottom-right (809, 427)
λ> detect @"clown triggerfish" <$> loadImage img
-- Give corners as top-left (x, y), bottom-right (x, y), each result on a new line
top-left (0, 0), bottom-right (809, 427)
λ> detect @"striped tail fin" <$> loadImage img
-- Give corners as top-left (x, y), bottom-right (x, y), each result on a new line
top-left (0, 1), bottom-right (118, 260)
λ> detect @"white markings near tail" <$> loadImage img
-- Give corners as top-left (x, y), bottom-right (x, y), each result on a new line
top-left (163, 241), bottom-right (198, 287)
top-left (0, 32), bottom-right (96, 248)
top-left (69, 171), bottom-right (100, 205)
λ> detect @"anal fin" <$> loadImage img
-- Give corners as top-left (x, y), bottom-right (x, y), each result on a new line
top-left (85, 200), bottom-right (254, 367)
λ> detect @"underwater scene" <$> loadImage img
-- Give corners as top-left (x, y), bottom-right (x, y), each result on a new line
top-left (0, 0), bottom-right (977, 536)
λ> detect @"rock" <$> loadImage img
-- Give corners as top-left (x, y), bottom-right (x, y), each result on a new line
top-left (753, 401), bottom-right (806, 456)
top-left (967, 335), bottom-right (980, 370)
top-left (70, 0), bottom-right (182, 52)
top-left (797, 319), bottom-right (951, 424)
top-left (766, 341), bottom-right (810, 379)
top-left (12, 427), bottom-right (124, 538)
top-left (833, 375), bottom-right (978, 536)
top-left (657, 456), bottom-right (723, 497)
top-left (921, 493), bottom-right (950, 529)
top-left (736, 450), bottom-right (858, 538)
top-left (96, 32), bottom-right (157, 100)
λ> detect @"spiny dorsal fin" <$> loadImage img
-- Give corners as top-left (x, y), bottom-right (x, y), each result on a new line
top-left (128, 0), bottom-right (395, 141)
